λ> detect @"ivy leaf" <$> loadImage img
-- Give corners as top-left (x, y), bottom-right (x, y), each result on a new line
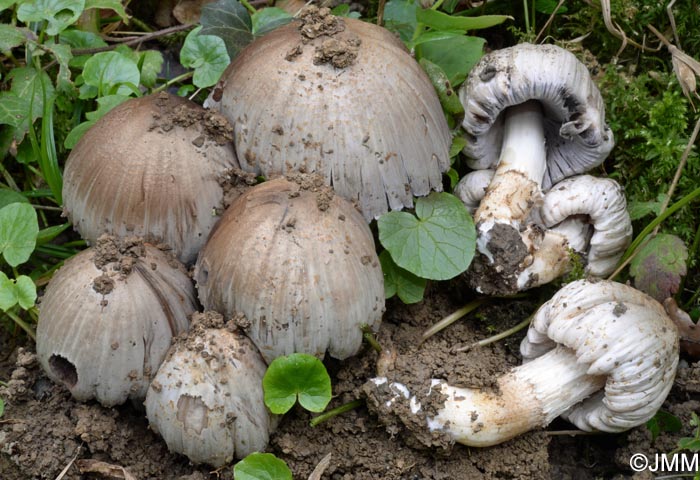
top-left (630, 234), bottom-right (688, 302)
top-left (43, 40), bottom-right (73, 90)
top-left (0, 188), bottom-right (30, 209)
top-left (416, 35), bottom-right (485, 86)
top-left (85, 0), bottom-right (129, 22)
top-left (416, 9), bottom-right (512, 32)
top-left (380, 250), bottom-right (426, 304)
top-left (383, 0), bottom-right (417, 43)
top-left (17, 0), bottom-right (86, 36)
top-left (82, 51), bottom-right (140, 97)
top-left (0, 203), bottom-right (39, 267)
top-left (200, 0), bottom-right (253, 61)
top-left (379, 192), bottom-right (476, 280)
top-left (252, 7), bottom-right (293, 36)
top-left (263, 353), bottom-right (332, 414)
top-left (0, 93), bottom-right (29, 131)
top-left (0, 24), bottom-right (27, 53)
top-left (180, 26), bottom-right (230, 88)
top-left (8, 66), bottom-right (55, 122)
top-left (137, 50), bottom-right (164, 88)
top-left (233, 453), bottom-right (293, 480)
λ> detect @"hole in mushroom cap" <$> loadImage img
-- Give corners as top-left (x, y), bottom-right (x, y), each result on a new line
top-left (49, 354), bottom-right (78, 388)
top-left (176, 394), bottom-right (209, 434)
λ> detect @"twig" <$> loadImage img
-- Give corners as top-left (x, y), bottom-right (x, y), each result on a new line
top-left (545, 430), bottom-right (599, 436)
top-left (377, 0), bottom-right (386, 26)
top-left (72, 24), bottom-right (193, 55)
top-left (599, 0), bottom-right (661, 54)
top-left (310, 399), bottom-right (363, 427)
top-left (453, 313), bottom-right (533, 353)
top-left (421, 298), bottom-right (488, 341)
top-left (54, 445), bottom-right (81, 480)
top-left (308, 452), bottom-right (332, 480)
top-left (361, 325), bottom-right (382, 353)
top-left (534, 0), bottom-right (565, 44)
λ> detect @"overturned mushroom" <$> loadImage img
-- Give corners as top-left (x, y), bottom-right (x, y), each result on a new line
top-left (205, 6), bottom-right (451, 220)
top-left (459, 43), bottom-right (614, 294)
top-left (145, 312), bottom-right (275, 467)
top-left (37, 236), bottom-right (196, 407)
top-left (194, 175), bottom-right (384, 363)
top-left (63, 92), bottom-right (239, 264)
top-left (365, 280), bottom-right (678, 446)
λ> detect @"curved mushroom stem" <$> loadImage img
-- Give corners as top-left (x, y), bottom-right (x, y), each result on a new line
top-left (367, 346), bottom-right (605, 447)
top-left (474, 100), bottom-right (546, 262)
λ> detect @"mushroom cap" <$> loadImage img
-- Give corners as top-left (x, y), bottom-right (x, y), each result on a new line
top-left (454, 169), bottom-right (494, 214)
top-left (63, 92), bottom-right (239, 264)
top-left (205, 8), bottom-right (451, 220)
top-left (145, 312), bottom-right (275, 467)
top-left (194, 175), bottom-right (385, 363)
top-left (540, 175), bottom-right (632, 277)
top-left (459, 43), bottom-right (614, 189)
top-left (37, 236), bottom-right (196, 407)
top-left (521, 279), bottom-right (679, 432)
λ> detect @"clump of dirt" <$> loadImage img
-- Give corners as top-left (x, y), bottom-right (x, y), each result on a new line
top-left (287, 172), bottom-right (335, 211)
top-left (314, 37), bottom-right (361, 68)
top-left (92, 234), bottom-right (145, 272)
top-left (91, 272), bottom-right (115, 295)
top-left (299, 6), bottom-right (345, 40)
top-left (218, 167), bottom-right (257, 210)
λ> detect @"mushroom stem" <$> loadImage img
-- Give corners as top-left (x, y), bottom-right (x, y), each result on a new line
top-left (369, 346), bottom-right (605, 447)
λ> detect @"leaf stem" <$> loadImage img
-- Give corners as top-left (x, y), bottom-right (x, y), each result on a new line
top-left (240, 0), bottom-right (258, 15)
top-left (4, 311), bottom-right (36, 341)
top-left (421, 297), bottom-right (487, 341)
top-left (453, 313), bottom-right (533, 352)
top-left (361, 325), bottom-right (382, 353)
top-left (310, 399), bottom-right (363, 427)
top-left (152, 71), bottom-right (194, 94)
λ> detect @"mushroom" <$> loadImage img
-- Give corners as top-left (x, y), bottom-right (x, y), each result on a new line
top-left (37, 236), bottom-right (197, 407)
top-left (63, 92), bottom-right (239, 264)
top-left (194, 175), bottom-right (384, 363)
top-left (365, 280), bottom-right (679, 446)
top-left (515, 175), bottom-right (632, 290)
top-left (204, 6), bottom-right (451, 221)
top-left (459, 43), bottom-right (614, 293)
top-left (145, 311), bottom-right (276, 467)
top-left (453, 169), bottom-right (494, 214)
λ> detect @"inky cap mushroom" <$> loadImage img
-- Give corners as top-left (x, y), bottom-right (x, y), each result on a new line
top-left (37, 236), bottom-right (196, 407)
top-left (145, 312), bottom-right (276, 467)
top-left (205, 6), bottom-right (451, 221)
top-left (365, 280), bottom-right (678, 446)
top-left (63, 92), bottom-right (239, 264)
top-left (194, 175), bottom-right (384, 363)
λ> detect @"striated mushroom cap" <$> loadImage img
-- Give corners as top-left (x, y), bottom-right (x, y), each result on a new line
top-left (205, 6), bottom-right (451, 221)
top-left (63, 92), bottom-right (239, 264)
top-left (37, 236), bottom-right (196, 407)
top-left (459, 43), bottom-right (614, 189)
top-left (454, 169), bottom-right (494, 214)
top-left (521, 279), bottom-right (679, 432)
top-left (194, 175), bottom-right (385, 363)
top-left (145, 312), bottom-right (275, 467)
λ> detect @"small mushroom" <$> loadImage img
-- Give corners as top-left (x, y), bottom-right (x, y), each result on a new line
top-left (194, 175), bottom-right (384, 363)
top-left (63, 92), bottom-right (239, 264)
top-left (205, 6), bottom-right (451, 221)
top-left (145, 312), bottom-right (275, 467)
top-left (37, 236), bottom-right (196, 407)
top-left (459, 44), bottom-right (614, 293)
top-left (453, 169), bottom-right (494, 214)
top-left (365, 280), bottom-right (678, 446)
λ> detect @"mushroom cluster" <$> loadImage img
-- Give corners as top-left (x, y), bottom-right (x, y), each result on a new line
top-left (456, 43), bottom-right (631, 294)
top-left (365, 280), bottom-right (679, 447)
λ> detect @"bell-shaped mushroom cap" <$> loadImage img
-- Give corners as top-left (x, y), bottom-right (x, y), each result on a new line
top-left (459, 43), bottom-right (614, 189)
top-left (63, 92), bottom-right (239, 264)
top-left (521, 279), bottom-right (679, 432)
top-left (205, 7), bottom-right (451, 221)
top-left (145, 312), bottom-right (275, 467)
top-left (37, 236), bottom-right (196, 407)
top-left (194, 175), bottom-right (385, 363)
top-left (540, 175), bottom-right (632, 277)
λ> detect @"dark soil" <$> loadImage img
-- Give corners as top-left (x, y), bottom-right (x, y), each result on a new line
top-left (1, 287), bottom-right (698, 479)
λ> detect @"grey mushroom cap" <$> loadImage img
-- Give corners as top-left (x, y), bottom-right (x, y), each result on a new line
top-left (205, 7), bottom-right (451, 221)
top-left (454, 169), bottom-right (494, 214)
top-left (521, 279), bottom-right (679, 432)
top-left (459, 43), bottom-right (614, 189)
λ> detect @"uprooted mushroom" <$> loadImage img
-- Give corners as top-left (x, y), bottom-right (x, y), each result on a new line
top-left (459, 43), bottom-right (617, 294)
top-left (364, 280), bottom-right (679, 447)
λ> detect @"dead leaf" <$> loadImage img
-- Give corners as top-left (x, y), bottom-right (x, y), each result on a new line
top-left (664, 298), bottom-right (700, 358)
top-left (75, 459), bottom-right (137, 480)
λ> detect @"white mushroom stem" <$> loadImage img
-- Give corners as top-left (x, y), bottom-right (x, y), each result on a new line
top-left (475, 100), bottom-right (546, 260)
top-left (371, 346), bottom-right (604, 447)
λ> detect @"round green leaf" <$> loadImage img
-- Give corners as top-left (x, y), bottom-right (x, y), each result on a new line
top-left (82, 51), bottom-right (140, 97)
top-left (180, 26), bottom-right (231, 88)
top-left (379, 250), bottom-right (426, 304)
top-left (15, 275), bottom-right (37, 310)
top-left (0, 188), bottom-right (29, 210)
top-left (378, 192), bottom-right (475, 281)
top-left (263, 353), bottom-right (331, 414)
top-left (234, 453), bottom-right (292, 480)
top-left (0, 203), bottom-right (39, 267)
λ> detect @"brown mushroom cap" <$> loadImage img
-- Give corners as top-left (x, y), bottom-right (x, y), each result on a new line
top-left (194, 175), bottom-right (385, 363)
top-left (205, 8), bottom-right (451, 220)
top-left (63, 92), bottom-right (239, 264)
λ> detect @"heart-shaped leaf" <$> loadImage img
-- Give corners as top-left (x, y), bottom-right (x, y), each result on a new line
top-left (17, 0), bottom-right (85, 36)
top-left (82, 51), bottom-right (140, 98)
top-left (379, 192), bottom-right (475, 280)
top-left (234, 453), bottom-right (292, 480)
top-left (263, 353), bottom-right (331, 414)
top-left (0, 203), bottom-right (39, 267)
top-left (380, 250), bottom-right (426, 304)
top-left (180, 26), bottom-right (230, 88)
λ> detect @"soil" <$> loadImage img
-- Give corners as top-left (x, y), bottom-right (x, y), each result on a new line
top-left (1, 287), bottom-right (698, 479)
